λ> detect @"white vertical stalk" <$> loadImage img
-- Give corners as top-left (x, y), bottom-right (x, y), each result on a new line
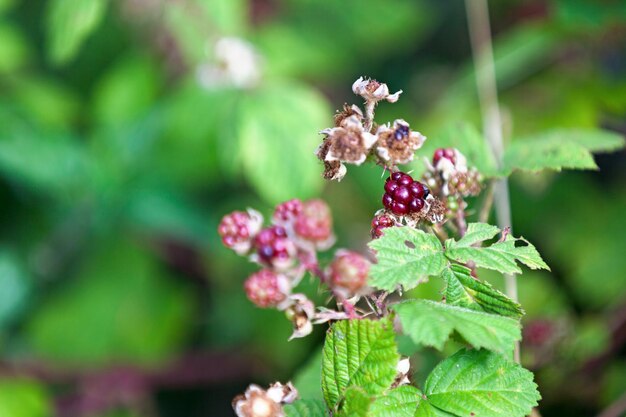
top-left (464, 0), bottom-right (520, 362)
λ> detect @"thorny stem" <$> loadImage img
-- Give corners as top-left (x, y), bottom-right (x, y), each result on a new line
top-left (465, 0), bottom-right (520, 363)
top-left (364, 100), bottom-right (376, 132)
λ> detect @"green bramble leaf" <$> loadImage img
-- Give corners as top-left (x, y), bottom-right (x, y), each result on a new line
top-left (502, 128), bottom-right (625, 175)
top-left (443, 264), bottom-right (524, 318)
top-left (284, 399), bottom-right (328, 417)
top-left (414, 401), bottom-right (456, 417)
top-left (322, 318), bottom-right (399, 412)
top-left (369, 385), bottom-right (422, 417)
top-left (338, 386), bottom-right (372, 417)
top-left (424, 349), bottom-right (541, 417)
top-left (47, 0), bottom-right (108, 64)
top-left (394, 300), bottom-right (520, 353)
top-left (368, 227), bottom-right (446, 291)
top-left (445, 223), bottom-right (549, 274)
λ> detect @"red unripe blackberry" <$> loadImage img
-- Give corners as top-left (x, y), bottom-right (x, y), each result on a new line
top-left (253, 225), bottom-right (296, 270)
top-left (244, 269), bottom-right (290, 308)
top-left (273, 199), bottom-right (303, 223)
top-left (382, 172), bottom-right (429, 216)
top-left (433, 148), bottom-right (457, 166)
top-left (371, 213), bottom-right (395, 238)
top-left (328, 250), bottom-right (370, 293)
top-left (218, 210), bottom-right (263, 255)
top-left (293, 199), bottom-right (334, 250)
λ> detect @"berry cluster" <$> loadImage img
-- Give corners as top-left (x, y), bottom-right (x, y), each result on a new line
top-left (433, 147), bottom-right (457, 166)
top-left (371, 212), bottom-right (395, 239)
top-left (382, 172), bottom-right (430, 216)
top-left (253, 225), bottom-right (296, 271)
top-left (327, 250), bottom-right (371, 296)
top-left (243, 270), bottom-right (290, 308)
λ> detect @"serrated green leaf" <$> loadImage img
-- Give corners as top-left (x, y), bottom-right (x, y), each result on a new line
top-left (47, 0), bottom-right (108, 64)
top-left (394, 300), bottom-right (520, 353)
top-left (369, 385), bottom-right (422, 417)
top-left (414, 401), bottom-right (456, 417)
top-left (425, 349), bottom-right (541, 417)
top-left (322, 319), bottom-right (399, 411)
top-left (284, 399), bottom-right (328, 417)
top-left (445, 224), bottom-right (549, 275)
top-left (443, 265), bottom-right (524, 318)
top-left (368, 227), bottom-right (446, 291)
top-left (502, 129), bottom-right (624, 175)
top-left (338, 386), bottom-right (372, 417)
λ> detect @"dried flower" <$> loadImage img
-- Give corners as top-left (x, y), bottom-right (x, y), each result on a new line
top-left (352, 77), bottom-right (402, 103)
top-left (375, 119), bottom-right (426, 167)
top-left (284, 294), bottom-right (316, 340)
top-left (233, 382), bottom-right (298, 417)
top-left (320, 115), bottom-right (378, 165)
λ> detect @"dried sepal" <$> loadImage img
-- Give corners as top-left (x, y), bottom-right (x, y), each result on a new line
top-left (375, 119), bottom-right (426, 167)
top-left (334, 103), bottom-right (363, 127)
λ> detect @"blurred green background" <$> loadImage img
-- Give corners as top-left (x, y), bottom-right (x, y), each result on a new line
top-left (0, 0), bottom-right (625, 416)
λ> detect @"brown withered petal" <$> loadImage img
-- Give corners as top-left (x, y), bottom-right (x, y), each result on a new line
top-left (334, 103), bottom-right (363, 127)
top-left (375, 120), bottom-right (426, 167)
top-left (316, 139), bottom-right (347, 181)
top-left (233, 386), bottom-right (284, 417)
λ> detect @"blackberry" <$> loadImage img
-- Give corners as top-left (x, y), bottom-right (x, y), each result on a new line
top-left (328, 250), bottom-right (370, 294)
top-left (253, 225), bottom-right (296, 270)
top-left (371, 213), bottom-right (395, 238)
top-left (433, 148), bottom-right (457, 166)
top-left (244, 270), bottom-right (290, 308)
top-left (383, 172), bottom-right (429, 216)
top-left (273, 199), bottom-right (303, 223)
top-left (218, 210), bottom-right (263, 255)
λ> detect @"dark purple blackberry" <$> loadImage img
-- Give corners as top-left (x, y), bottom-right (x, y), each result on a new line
top-left (382, 172), bottom-right (428, 216)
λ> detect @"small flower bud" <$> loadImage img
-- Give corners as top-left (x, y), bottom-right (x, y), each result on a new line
top-left (218, 209), bottom-right (263, 255)
top-left (244, 270), bottom-right (291, 308)
top-left (352, 77), bottom-right (402, 103)
top-left (233, 383), bottom-right (294, 417)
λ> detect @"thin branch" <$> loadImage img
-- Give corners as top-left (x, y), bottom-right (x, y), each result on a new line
top-left (478, 180), bottom-right (495, 223)
top-left (464, 0), bottom-right (520, 362)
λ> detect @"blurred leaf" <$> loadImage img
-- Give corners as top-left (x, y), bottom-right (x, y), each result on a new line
top-left (199, 0), bottom-right (247, 35)
top-left (0, 0), bottom-right (16, 14)
top-left (26, 239), bottom-right (194, 365)
top-left (0, 379), bottom-right (51, 417)
top-left (46, 0), bottom-right (109, 64)
top-left (0, 251), bottom-right (30, 329)
top-left (394, 300), bottom-right (520, 353)
top-left (443, 264), bottom-right (524, 319)
top-left (292, 348), bottom-right (323, 401)
top-left (91, 55), bottom-right (161, 125)
top-left (415, 123), bottom-right (499, 178)
top-left (284, 399), bottom-right (327, 417)
top-left (445, 223), bottom-right (550, 275)
top-left (322, 318), bottom-right (398, 411)
top-left (0, 107), bottom-right (90, 197)
top-left (502, 129), bottom-right (624, 175)
top-left (368, 227), bottom-right (446, 291)
top-left (0, 23), bottom-right (30, 73)
top-left (556, 0), bottom-right (626, 30)
top-left (237, 81), bottom-right (329, 203)
top-left (11, 77), bottom-right (80, 129)
top-left (424, 349), bottom-right (540, 417)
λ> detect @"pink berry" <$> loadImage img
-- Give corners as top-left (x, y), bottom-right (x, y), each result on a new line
top-left (218, 210), bottom-right (262, 255)
top-left (273, 199), bottom-right (304, 223)
top-left (244, 269), bottom-right (290, 308)
top-left (433, 147), bottom-right (457, 166)
top-left (293, 199), bottom-right (333, 246)
top-left (371, 213), bottom-right (395, 238)
top-left (328, 251), bottom-right (370, 293)
top-left (254, 225), bottom-right (296, 269)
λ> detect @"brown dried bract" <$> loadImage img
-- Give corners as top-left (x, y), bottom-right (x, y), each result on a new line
top-left (333, 103), bottom-right (363, 127)
top-left (375, 120), bottom-right (426, 167)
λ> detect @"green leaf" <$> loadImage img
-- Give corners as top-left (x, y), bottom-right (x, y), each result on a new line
top-left (424, 349), bottom-right (541, 417)
top-left (46, 0), bottom-right (108, 64)
top-left (284, 399), bottom-right (328, 417)
top-left (443, 265), bottom-right (524, 318)
top-left (0, 379), bottom-right (51, 417)
top-left (394, 300), bottom-right (520, 353)
top-left (322, 318), bottom-right (399, 411)
top-left (368, 227), bottom-right (446, 291)
top-left (369, 385), bottom-right (422, 417)
top-left (0, 251), bottom-right (30, 329)
top-left (237, 81), bottom-right (330, 204)
top-left (414, 401), bottom-right (456, 417)
top-left (502, 129), bottom-right (624, 175)
top-left (338, 386), bottom-right (372, 417)
top-left (445, 223), bottom-right (549, 275)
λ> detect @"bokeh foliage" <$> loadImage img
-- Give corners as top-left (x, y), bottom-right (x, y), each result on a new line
top-left (0, 0), bottom-right (624, 416)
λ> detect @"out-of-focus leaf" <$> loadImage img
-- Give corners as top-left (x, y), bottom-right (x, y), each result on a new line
top-left (0, 23), bottom-right (30, 73)
top-left (46, 0), bottom-right (108, 64)
top-left (337, 386), bottom-right (372, 417)
top-left (502, 129), bottom-right (624, 175)
top-left (556, 0), bottom-right (626, 30)
top-left (368, 227), bottom-right (446, 291)
top-left (414, 123), bottom-right (499, 178)
top-left (284, 399), bottom-right (327, 417)
top-left (199, 0), bottom-right (247, 35)
top-left (11, 77), bottom-right (80, 129)
top-left (424, 349), bottom-right (540, 417)
top-left (91, 55), bottom-right (161, 125)
top-left (292, 349), bottom-right (323, 401)
top-left (0, 251), bottom-right (29, 329)
top-left (0, 379), bottom-right (51, 417)
top-left (237, 81), bottom-right (329, 203)
top-left (0, 107), bottom-right (90, 197)
top-left (322, 318), bottom-right (398, 411)
top-left (25, 240), bottom-right (194, 365)
top-left (394, 300), bottom-right (520, 353)
top-left (0, 0), bottom-right (16, 14)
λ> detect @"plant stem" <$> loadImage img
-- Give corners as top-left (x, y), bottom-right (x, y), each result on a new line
top-left (464, 0), bottom-right (520, 362)
top-left (478, 180), bottom-right (495, 223)
top-left (364, 100), bottom-right (376, 132)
